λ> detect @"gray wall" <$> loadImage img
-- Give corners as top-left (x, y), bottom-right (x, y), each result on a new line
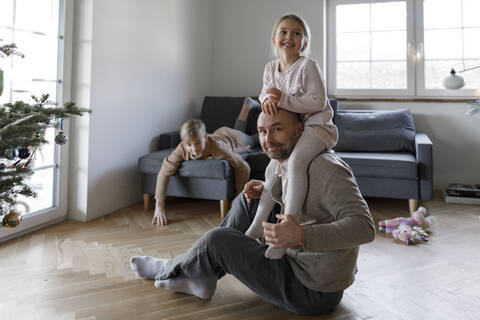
top-left (211, 0), bottom-right (325, 97)
top-left (69, 0), bottom-right (213, 221)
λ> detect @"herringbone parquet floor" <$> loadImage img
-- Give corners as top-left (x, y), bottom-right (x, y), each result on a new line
top-left (1, 192), bottom-right (479, 320)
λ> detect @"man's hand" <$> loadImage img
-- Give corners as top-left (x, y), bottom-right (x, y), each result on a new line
top-left (152, 204), bottom-right (168, 226)
top-left (262, 97), bottom-right (279, 116)
top-left (263, 214), bottom-right (306, 248)
top-left (243, 180), bottom-right (264, 203)
top-left (266, 87), bottom-right (282, 99)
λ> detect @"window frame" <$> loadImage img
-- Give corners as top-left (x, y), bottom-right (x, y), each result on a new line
top-left (0, 0), bottom-right (73, 241)
top-left (327, 0), bottom-right (480, 98)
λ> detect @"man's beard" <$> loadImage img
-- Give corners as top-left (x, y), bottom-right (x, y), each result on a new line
top-left (262, 143), bottom-right (290, 160)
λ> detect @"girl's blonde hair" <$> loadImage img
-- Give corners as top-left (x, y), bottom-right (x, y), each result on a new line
top-left (179, 119), bottom-right (206, 143)
top-left (271, 14), bottom-right (311, 57)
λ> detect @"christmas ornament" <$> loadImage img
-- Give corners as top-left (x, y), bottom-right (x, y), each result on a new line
top-left (1, 209), bottom-right (22, 228)
top-left (4, 148), bottom-right (17, 160)
top-left (55, 131), bottom-right (68, 145)
top-left (18, 147), bottom-right (31, 159)
top-left (55, 117), bottom-right (68, 145)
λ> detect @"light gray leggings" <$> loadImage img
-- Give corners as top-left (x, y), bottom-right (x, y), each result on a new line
top-left (245, 132), bottom-right (326, 241)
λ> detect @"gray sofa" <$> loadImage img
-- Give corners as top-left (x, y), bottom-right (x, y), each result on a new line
top-left (138, 96), bottom-right (433, 217)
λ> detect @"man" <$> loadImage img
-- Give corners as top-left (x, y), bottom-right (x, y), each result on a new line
top-left (130, 109), bottom-right (375, 315)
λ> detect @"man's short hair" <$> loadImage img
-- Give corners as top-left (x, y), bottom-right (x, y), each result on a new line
top-left (180, 119), bottom-right (206, 142)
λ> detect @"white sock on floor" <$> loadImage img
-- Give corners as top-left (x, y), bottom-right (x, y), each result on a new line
top-left (130, 256), bottom-right (168, 279)
top-left (154, 275), bottom-right (217, 300)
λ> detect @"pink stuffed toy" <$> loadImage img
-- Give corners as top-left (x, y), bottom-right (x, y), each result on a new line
top-left (378, 207), bottom-right (433, 245)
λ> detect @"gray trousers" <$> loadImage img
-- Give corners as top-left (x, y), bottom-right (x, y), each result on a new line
top-left (155, 194), bottom-right (343, 315)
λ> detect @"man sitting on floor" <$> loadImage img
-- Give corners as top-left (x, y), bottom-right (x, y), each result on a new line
top-left (130, 109), bottom-right (375, 315)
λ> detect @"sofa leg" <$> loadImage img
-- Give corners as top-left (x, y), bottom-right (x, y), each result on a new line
top-left (409, 199), bottom-right (418, 213)
top-left (143, 194), bottom-right (151, 211)
top-left (220, 200), bottom-right (229, 219)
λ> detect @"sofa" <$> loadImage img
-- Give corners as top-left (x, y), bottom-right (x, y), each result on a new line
top-left (138, 96), bottom-right (433, 217)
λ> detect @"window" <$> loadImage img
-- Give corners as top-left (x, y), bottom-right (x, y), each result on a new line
top-left (0, 0), bottom-right (66, 218)
top-left (327, 0), bottom-right (480, 97)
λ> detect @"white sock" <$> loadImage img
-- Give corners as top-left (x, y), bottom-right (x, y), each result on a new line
top-left (265, 245), bottom-right (286, 259)
top-left (154, 275), bottom-right (217, 300)
top-left (130, 256), bottom-right (168, 279)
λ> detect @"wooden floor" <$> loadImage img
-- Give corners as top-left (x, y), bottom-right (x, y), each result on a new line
top-left (1, 192), bottom-right (479, 320)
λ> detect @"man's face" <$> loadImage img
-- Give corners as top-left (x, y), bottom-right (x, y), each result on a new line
top-left (257, 110), bottom-right (303, 161)
top-left (183, 135), bottom-right (207, 157)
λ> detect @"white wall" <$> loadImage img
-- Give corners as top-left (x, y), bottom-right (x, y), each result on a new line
top-left (69, 0), bottom-right (213, 221)
top-left (68, 0), bottom-right (479, 222)
top-left (211, 0), bottom-right (326, 97)
top-left (211, 0), bottom-right (480, 189)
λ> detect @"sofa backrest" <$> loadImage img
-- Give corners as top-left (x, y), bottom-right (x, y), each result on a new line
top-left (201, 96), bottom-right (338, 137)
top-left (334, 107), bottom-right (416, 153)
top-left (200, 97), bottom-right (246, 133)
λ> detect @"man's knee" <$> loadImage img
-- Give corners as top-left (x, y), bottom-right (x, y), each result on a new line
top-left (203, 227), bottom-right (236, 248)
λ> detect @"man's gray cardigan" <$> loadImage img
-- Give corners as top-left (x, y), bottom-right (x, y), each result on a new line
top-left (275, 151), bottom-right (376, 292)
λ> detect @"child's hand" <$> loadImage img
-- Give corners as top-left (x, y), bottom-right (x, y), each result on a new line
top-left (152, 204), bottom-right (168, 226)
top-left (262, 97), bottom-right (279, 116)
top-left (244, 180), bottom-right (264, 203)
top-left (266, 87), bottom-right (282, 99)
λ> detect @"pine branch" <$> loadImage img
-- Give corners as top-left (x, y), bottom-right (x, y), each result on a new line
top-left (0, 112), bottom-right (42, 137)
top-left (0, 42), bottom-right (24, 59)
top-left (0, 94), bottom-right (90, 215)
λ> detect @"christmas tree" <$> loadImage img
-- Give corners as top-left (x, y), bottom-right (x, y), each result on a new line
top-left (0, 41), bottom-right (90, 228)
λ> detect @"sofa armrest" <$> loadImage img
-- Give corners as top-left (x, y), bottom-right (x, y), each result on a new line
top-left (415, 133), bottom-right (433, 200)
top-left (158, 131), bottom-right (181, 150)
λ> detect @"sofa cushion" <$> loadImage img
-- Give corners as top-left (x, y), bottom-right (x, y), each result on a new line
top-left (200, 97), bottom-right (246, 133)
top-left (335, 151), bottom-right (418, 179)
top-left (334, 109), bottom-right (416, 153)
top-left (138, 148), bottom-right (233, 179)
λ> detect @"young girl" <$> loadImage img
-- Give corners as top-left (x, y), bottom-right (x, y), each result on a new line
top-left (244, 14), bottom-right (338, 259)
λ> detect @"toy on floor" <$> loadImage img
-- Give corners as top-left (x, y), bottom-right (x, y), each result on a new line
top-left (378, 206), bottom-right (433, 245)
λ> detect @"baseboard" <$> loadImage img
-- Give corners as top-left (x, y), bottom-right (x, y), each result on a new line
top-left (0, 216), bottom-right (67, 243)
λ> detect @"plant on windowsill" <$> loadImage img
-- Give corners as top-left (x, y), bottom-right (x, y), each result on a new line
top-left (466, 100), bottom-right (480, 117)
top-left (0, 40), bottom-right (90, 229)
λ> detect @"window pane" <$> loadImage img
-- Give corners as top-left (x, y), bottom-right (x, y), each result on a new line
top-left (14, 32), bottom-right (59, 82)
top-left (337, 62), bottom-right (370, 89)
top-left (424, 29), bottom-right (463, 59)
top-left (2, 0), bottom-right (62, 217)
top-left (15, 168), bottom-right (55, 216)
top-left (464, 28), bottom-right (480, 59)
top-left (463, 59), bottom-right (480, 88)
top-left (425, 59), bottom-right (461, 89)
top-left (423, 0), bottom-right (480, 91)
top-left (424, 0), bottom-right (462, 29)
top-left (335, 1), bottom-right (407, 91)
top-left (337, 32), bottom-right (370, 61)
top-left (15, 0), bottom-right (60, 34)
top-left (0, 0), bottom-right (14, 26)
top-left (371, 1), bottom-right (406, 31)
top-left (34, 128), bottom-right (56, 167)
top-left (463, 0), bottom-right (480, 28)
top-left (372, 62), bottom-right (407, 89)
top-left (372, 31), bottom-right (406, 60)
top-left (337, 4), bottom-right (370, 32)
